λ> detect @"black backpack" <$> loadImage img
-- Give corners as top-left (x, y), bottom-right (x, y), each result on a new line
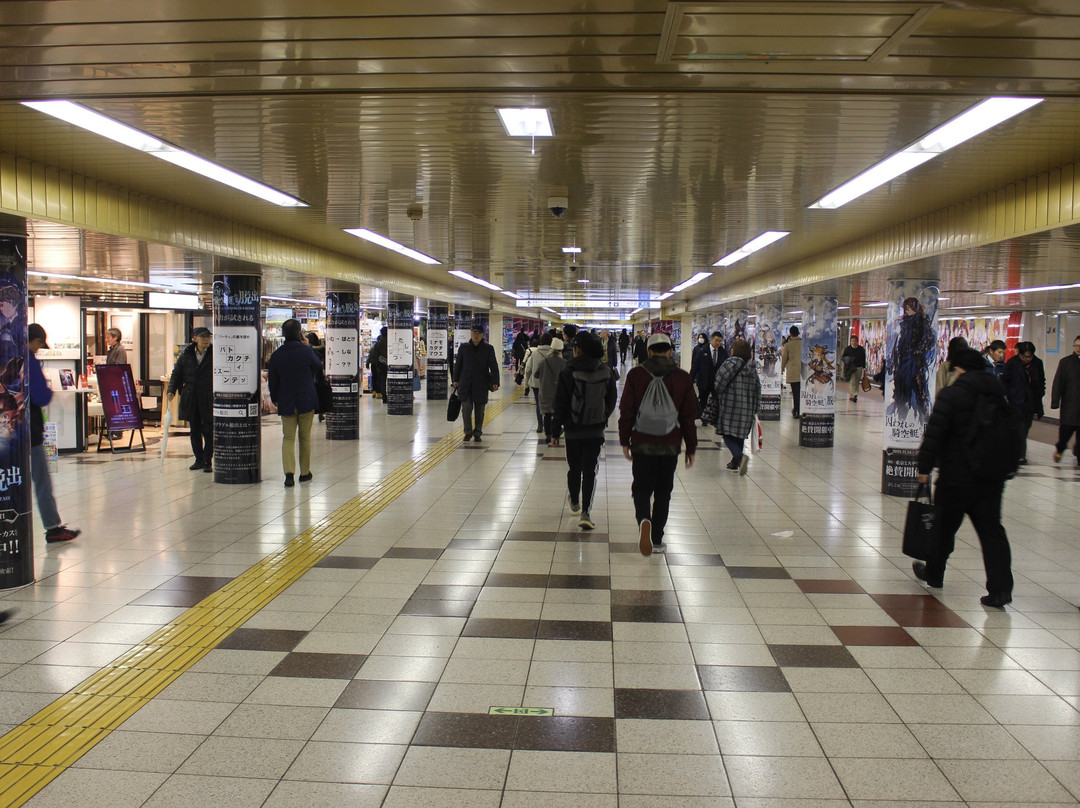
top-left (964, 390), bottom-right (1022, 483)
top-left (569, 367), bottom-right (611, 426)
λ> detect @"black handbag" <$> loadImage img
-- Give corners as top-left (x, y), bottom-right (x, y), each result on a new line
top-left (903, 482), bottom-right (939, 560)
top-left (315, 371), bottom-right (334, 414)
top-left (446, 390), bottom-right (461, 422)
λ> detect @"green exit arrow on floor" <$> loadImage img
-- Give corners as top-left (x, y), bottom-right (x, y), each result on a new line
top-left (488, 706), bottom-right (555, 716)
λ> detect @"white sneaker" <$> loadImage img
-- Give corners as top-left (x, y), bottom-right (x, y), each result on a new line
top-left (652, 543), bottom-right (667, 554)
top-left (568, 496), bottom-right (581, 514)
top-left (578, 511), bottom-right (595, 530)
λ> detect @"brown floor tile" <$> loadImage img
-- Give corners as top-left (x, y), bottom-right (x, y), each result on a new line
top-left (832, 625), bottom-right (918, 646)
top-left (664, 553), bottom-right (726, 567)
top-left (870, 594), bottom-right (951, 611)
top-left (156, 575), bottom-right (234, 593)
top-left (462, 618), bottom-right (539, 639)
top-left (886, 609), bottom-right (970, 628)
top-left (384, 547), bottom-right (444, 560)
top-left (131, 589), bottom-right (212, 607)
top-left (447, 539), bottom-right (504, 551)
top-left (484, 573), bottom-right (550, 588)
top-left (513, 715), bottom-right (616, 752)
top-left (727, 566), bottom-right (792, 580)
top-left (614, 688), bottom-right (710, 720)
top-left (218, 628), bottom-right (308, 652)
top-left (314, 556), bottom-right (381, 570)
top-left (556, 532), bottom-right (609, 543)
top-left (335, 679), bottom-right (436, 711)
top-left (411, 711), bottom-right (519, 748)
top-left (795, 579), bottom-right (866, 594)
top-left (698, 665), bottom-right (791, 692)
top-left (611, 590), bottom-right (680, 607)
top-left (537, 620), bottom-right (613, 641)
top-left (769, 644), bottom-right (860, 668)
top-left (270, 652), bottom-right (367, 679)
top-left (610, 604), bottom-right (683, 623)
top-left (505, 530), bottom-right (558, 542)
top-left (413, 585), bottom-right (482, 601)
top-left (547, 574), bottom-right (611, 590)
top-left (401, 599), bottom-right (475, 618)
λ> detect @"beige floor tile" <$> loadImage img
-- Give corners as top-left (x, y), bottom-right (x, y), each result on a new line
top-left (393, 746), bottom-right (510, 790)
top-left (617, 753), bottom-right (730, 796)
top-left (706, 691), bottom-right (805, 722)
top-left (811, 722), bottom-right (926, 758)
top-left (141, 774), bottom-right (277, 808)
top-left (309, 708), bottom-right (421, 744)
top-left (527, 660), bottom-right (613, 688)
top-left (617, 718), bottom-right (720, 754)
top-left (381, 786), bottom-right (503, 808)
top-left (72, 729), bottom-right (205, 772)
top-left (938, 758), bottom-right (1077, 803)
top-left (178, 736), bottom-right (305, 779)
top-left (262, 781), bottom-right (387, 808)
top-left (521, 685), bottom-right (614, 717)
top-left (831, 758), bottom-right (960, 801)
top-left (795, 692), bottom-right (902, 724)
top-left (723, 755), bottom-right (845, 799)
top-left (284, 740), bottom-right (408, 784)
top-left (505, 750), bottom-right (617, 793)
top-left (714, 720), bottom-right (823, 757)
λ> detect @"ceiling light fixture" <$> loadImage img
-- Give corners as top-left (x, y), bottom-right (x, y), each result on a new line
top-left (863, 301), bottom-right (890, 307)
top-left (343, 228), bottom-right (440, 265)
top-left (577, 279), bottom-right (590, 284)
top-left (28, 270), bottom-right (192, 293)
top-left (809, 96), bottom-right (1043, 210)
top-left (669, 272), bottom-right (712, 293)
top-left (22, 100), bottom-right (308, 207)
top-left (657, 292), bottom-right (674, 301)
top-left (713, 231), bottom-right (790, 267)
top-left (497, 108), bottom-right (554, 138)
top-left (629, 308), bottom-right (643, 316)
top-left (562, 246), bottom-right (582, 254)
top-left (500, 290), bottom-right (522, 299)
top-left (942, 304), bottom-right (989, 309)
top-left (986, 282), bottom-right (1080, 295)
top-left (263, 294), bottom-right (324, 305)
top-left (448, 269), bottom-right (501, 291)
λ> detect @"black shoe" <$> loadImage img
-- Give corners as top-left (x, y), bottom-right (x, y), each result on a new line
top-left (463, 433), bottom-right (472, 442)
top-left (0, 609), bottom-right (11, 626)
top-left (912, 561), bottom-right (943, 588)
top-left (298, 473), bottom-right (313, 483)
top-left (203, 463), bottom-right (212, 473)
top-left (284, 473), bottom-right (295, 487)
top-left (45, 525), bottom-right (80, 543)
top-left (189, 460), bottom-right (204, 470)
top-left (474, 434), bottom-right (482, 442)
top-left (980, 593), bottom-right (1011, 608)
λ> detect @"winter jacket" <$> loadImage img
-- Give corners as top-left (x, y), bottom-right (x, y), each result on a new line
top-left (712, 357), bottom-right (761, 439)
top-left (553, 355), bottom-right (618, 440)
top-left (523, 344), bottom-right (552, 389)
top-left (632, 336), bottom-right (648, 364)
top-left (29, 351), bottom-right (50, 447)
top-left (267, 340), bottom-right (321, 416)
top-left (453, 339), bottom-right (500, 403)
top-left (781, 337), bottom-right (802, 383)
top-left (1002, 355), bottom-right (1045, 419)
top-left (917, 368), bottom-right (1008, 483)
top-left (167, 342), bottom-right (213, 422)
top-left (934, 361), bottom-right (959, 395)
top-left (1051, 353), bottom-right (1080, 425)
top-left (535, 350), bottom-right (566, 415)
top-left (690, 342), bottom-right (727, 390)
top-left (106, 343), bottom-right (128, 365)
top-left (618, 355), bottom-right (697, 456)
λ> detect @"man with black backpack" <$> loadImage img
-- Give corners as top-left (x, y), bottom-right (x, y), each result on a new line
top-left (619, 333), bottom-right (697, 556)
top-left (553, 331), bottom-right (618, 530)
top-left (913, 348), bottom-right (1020, 608)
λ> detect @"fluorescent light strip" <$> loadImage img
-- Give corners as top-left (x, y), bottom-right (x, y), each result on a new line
top-left (448, 269), bottom-right (501, 291)
top-left (562, 247), bottom-right (582, 254)
top-left (669, 272), bottom-right (712, 293)
top-left (986, 282), bottom-right (1080, 295)
top-left (22, 100), bottom-right (307, 207)
top-left (29, 270), bottom-right (191, 293)
top-left (657, 292), bottom-right (674, 301)
top-left (810, 97), bottom-right (1043, 210)
top-left (863, 301), bottom-right (890, 307)
top-left (344, 229), bottom-right (440, 265)
top-left (263, 294), bottom-right (323, 306)
top-left (500, 290), bottom-right (523, 299)
top-left (497, 108), bottom-right (554, 137)
top-left (713, 231), bottom-right (789, 267)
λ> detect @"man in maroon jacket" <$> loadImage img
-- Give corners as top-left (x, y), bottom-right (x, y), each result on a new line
top-left (619, 333), bottom-right (698, 556)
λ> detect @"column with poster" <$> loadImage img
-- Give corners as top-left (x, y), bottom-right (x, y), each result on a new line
top-left (453, 308), bottom-right (472, 380)
top-left (882, 281), bottom-right (939, 496)
top-left (212, 276), bottom-right (261, 484)
top-left (755, 303), bottom-right (783, 421)
top-left (727, 308), bottom-right (750, 353)
top-left (799, 296), bottom-right (838, 447)
top-left (427, 305), bottom-right (449, 400)
top-left (386, 300), bottom-right (415, 416)
top-left (0, 225), bottom-right (32, 589)
top-left (325, 291), bottom-right (360, 440)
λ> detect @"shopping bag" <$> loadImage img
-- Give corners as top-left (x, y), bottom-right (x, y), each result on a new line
top-left (315, 371), bottom-right (334, 414)
top-left (902, 482), bottom-right (939, 560)
top-left (446, 390), bottom-right (461, 422)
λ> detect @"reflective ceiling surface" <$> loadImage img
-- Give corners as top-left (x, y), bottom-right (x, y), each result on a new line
top-left (1, 1), bottom-right (1079, 318)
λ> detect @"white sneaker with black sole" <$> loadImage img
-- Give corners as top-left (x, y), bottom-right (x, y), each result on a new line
top-left (578, 511), bottom-right (595, 530)
top-left (568, 495), bottom-right (581, 514)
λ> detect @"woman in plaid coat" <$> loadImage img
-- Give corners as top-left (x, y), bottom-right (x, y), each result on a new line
top-left (713, 338), bottom-right (761, 475)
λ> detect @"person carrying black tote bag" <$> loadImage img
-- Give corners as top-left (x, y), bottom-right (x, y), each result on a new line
top-left (446, 389), bottom-right (461, 422)
top-left (903, 481), bottom-right (939, 560)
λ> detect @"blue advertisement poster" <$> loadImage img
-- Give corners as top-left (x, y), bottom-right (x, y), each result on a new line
top-left (212, 275), bottom-right (261, 484)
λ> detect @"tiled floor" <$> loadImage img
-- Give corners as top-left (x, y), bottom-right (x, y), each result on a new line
top-left (2, 376), bottom-right (1080, 807)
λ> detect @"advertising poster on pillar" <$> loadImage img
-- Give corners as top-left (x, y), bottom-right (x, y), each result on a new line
top-left (882, 281), bottom-right (939, 495)
top-left (325, 292), bottom-right (360, 440)
top-left (427, 306), bottom-right (449, 400)
top-left (726, 309), bottom-right (750, 354)
top-left (212, 277), bottom-right (261, 484)
top-left (386, 301), bottom-right (415, 415)
top-left (755, 303), bottom-right (783, 421)
top-left (453, 310), bottom-right (472, 379)
top-left (799, 297), bottom-right (838, 448)
top-left (0, 237), bottom-right (32, 589)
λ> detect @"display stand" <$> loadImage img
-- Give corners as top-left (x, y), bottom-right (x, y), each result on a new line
top-left (94, 364), bottom-right (146, 453)
top-left (96, 424), bottom-right (146, 453)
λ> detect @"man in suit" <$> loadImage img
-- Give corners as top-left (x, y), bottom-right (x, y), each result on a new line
top-left (690, 331), bottom-right (727, 418)
top-left (453, 325), bottom-right (500, 442)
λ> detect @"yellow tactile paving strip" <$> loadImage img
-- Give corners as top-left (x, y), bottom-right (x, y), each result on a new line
top-left (0, 388), bottom-right (522, 808)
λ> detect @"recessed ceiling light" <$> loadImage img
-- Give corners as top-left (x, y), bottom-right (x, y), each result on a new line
top-left (577, 279), bottom-right (590, 284)
top-left (448, 269), bottom-right (501, 291)
top-left (809, 96), bottom-right (1043, 210)
top-left (343, 228), bottom-right (440, 265)
top-left (669, 272), bottom-right (712, 293)
top-left (986, 282), bottom-right (1080, 295)
top-left (942, 304), bottom-right (989, 309)
top-left (562, 247), bottom-right (582, 254)
top-left (657, 292), bottom-right (674, 301)
top-left (497, 108), bottom-right (554, 137)
top-left (501, 290), bottom-right (522, 299)
top-left (863, 301), bottom-right (890, 307)
top-left (22, 100), bottom-right (308, 207)
top-left (713, 232), bottom-right (789, 267)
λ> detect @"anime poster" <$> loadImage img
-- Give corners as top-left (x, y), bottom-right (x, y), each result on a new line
top-left (859, 319), bottom-right (887, 376)
top-left (325, 291), bottom-right (360, 440)
top-left (799, 296), bottom-right (838, 447)
top-left (755, 303), bottom-right (783, 421)
top-left (0, 236), bottom-right (31, 589)
top-left (935, 316), bottom-right (1008, 362)
top-left (386, 300), bottom-right (415, 416)
top-left (213, 275), bottom-right (261, 484)
top-left (725, 308), bottom-right (749, 354)
top-left (427, 306), bottom-right (449, 400)
top-left (882, 280), bottom-right (939, 495)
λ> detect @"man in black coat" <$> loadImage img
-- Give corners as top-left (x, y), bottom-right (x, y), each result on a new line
top-left (913, 349), bottom-right (1014, 608)
top-left (453, 325), bottom-right (500, 441)
top-left (1002, 341), bottom-right (1045, 464)
top-left (167, 327), bottom-right (214, 472)
top-left (690, 332), bottom-right (727, 417)
top-left (1051, 334), bottom-right (1080, 466)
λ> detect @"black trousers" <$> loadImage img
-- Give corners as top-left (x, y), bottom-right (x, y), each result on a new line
top-left (790, 381), bottom-right (801, 415)
top-left (695, 383), bottom-right (711, 418)
top-left (1055, 423), bottom-right (1080, 459)
top-left (631, 453), bottom-right (679, 543)
top-left (927, 481), bottom-right (1013, 597)
top-left (461, 398), bottom-right (486, 436)
top-left (565, 437), bottom-right (603, 513)
top-left (188, 406), bottom-right (213, 465)
top-left (543, 413), bottom-right (562, 441)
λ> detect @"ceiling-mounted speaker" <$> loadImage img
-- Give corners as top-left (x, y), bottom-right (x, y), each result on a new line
top-left (406, 203), bottom-right (424, 221)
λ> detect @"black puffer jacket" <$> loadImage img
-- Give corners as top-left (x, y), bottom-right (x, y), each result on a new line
top-left (917, 369), bottom-right (1007, 483)
top-left (167, 343), bottom-right (213, 422)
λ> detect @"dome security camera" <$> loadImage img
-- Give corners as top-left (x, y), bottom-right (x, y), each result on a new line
top-left (547, 195), bottom-right (568, 218)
